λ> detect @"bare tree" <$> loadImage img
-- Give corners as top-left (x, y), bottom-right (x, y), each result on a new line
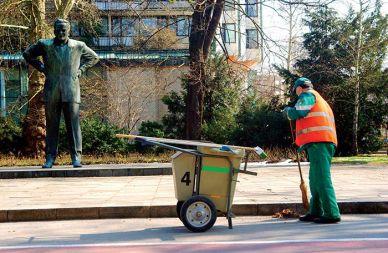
top-left (184, 0), bottom-right (334, 140)
top-left (105, 63), bottom-right (181, 131)
top-left (22, 0), bottom-right (47, 156)
top-left (351, 0), bottom-right (368, 155)
top-left (185, 0), bottom-right (224, 140)
top-left (53, 0), bottom-right (76, 18)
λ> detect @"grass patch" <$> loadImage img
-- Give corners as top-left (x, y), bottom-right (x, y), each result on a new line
top-left (0, 147), bottom-right (296, 167)
top-left (0, 152), bottom-right (173, 167)
top-left (332, 155), bottom-right (388, 164)
top-left (1, 149), bottom-right (386, 167)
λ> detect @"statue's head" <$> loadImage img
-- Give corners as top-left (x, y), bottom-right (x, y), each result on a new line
top-left (53, 19), bottom-right (70, 42)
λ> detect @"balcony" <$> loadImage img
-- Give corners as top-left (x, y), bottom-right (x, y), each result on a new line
top-left (94, 0), bottom-right (129, 10)
top-left (93, 0), bottom-right (192, 11)
top-left (96, 36), bottom-right (133, 47)
top-left (95, 49), bottom-right (189, 60)
top-left (91, 34), bottom-right (189, 51)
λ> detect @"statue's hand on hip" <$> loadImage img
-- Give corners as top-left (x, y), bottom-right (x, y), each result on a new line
top-left (77, 69), bottom-right (83, 78)
top-left (72, 70), bottom-right (82, 81)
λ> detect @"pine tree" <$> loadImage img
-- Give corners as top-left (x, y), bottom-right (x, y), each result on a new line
top-left (280, 3), bottom-right (388, 155)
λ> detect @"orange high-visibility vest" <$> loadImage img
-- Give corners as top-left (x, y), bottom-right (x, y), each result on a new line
top-left (295, 90), bottom-right (338, 147)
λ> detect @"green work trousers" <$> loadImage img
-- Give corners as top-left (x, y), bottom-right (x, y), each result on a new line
top-left (306, 142), bottom-right (341, 219)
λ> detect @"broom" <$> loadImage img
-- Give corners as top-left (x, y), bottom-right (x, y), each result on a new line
top-left (289, 120), bottom-right (310, 210)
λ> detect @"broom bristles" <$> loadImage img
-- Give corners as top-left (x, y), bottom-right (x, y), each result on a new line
top-left (300, 181), bottom-right (309, 210)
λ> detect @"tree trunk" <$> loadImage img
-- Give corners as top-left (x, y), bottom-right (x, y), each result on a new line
top-left (22, 0), bottom-right (46, 157)
top-left (352, 0), bottom-right (364, 155)
top-left (184, 0), bottom-right (224, 140)
top-left (54, 0), bottom-right (76, 18)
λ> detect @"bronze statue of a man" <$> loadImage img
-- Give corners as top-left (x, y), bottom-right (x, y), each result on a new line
top-left (23, 19), bottom-right (99, 168)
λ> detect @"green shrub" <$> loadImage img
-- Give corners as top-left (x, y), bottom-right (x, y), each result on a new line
top-left (161, 92), bottom-right (185, 139)
top-left (232, 99), bottom-right (292, 148)
top-left (358, 127), bottom-right (383, 154)
top-left (202, 107), bottom-right (237, 144)
top-left (58, 117), bottom-right (132, 155)
top-left (139, 121), bottom-right (165, 138)
top-left (0, 117), bottom-right (22, 154)
top-left (136, 120), bottom-right (165, 153)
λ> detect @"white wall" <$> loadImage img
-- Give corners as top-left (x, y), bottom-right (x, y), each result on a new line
top-left (105, 64), bottom-right (189, 132)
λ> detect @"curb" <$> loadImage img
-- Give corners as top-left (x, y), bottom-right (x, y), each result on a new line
top-left (0, 163), bottom-right (312, 179)
top-left (1, 202), bottom-right (387, 222)
top-left (0, 167), bottom-right (173, 179)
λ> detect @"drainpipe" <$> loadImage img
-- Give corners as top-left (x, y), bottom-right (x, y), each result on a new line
top-left (0, 70), bottom-right (5, 117)
top-left (237, 0), bottom-right (241, 57)
top-left (259, 0), bottom-right (263, 62)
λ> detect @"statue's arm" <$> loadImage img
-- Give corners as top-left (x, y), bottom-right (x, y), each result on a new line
top-left (22, 41), bottom-right (46, 73)
top-left (79, 44), bottom-right (99, 75)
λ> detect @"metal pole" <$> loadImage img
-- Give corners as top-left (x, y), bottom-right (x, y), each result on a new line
top-left (0, 70), bottom-right (6, 117)
top-left (259, 0), bottom-right (263, 62)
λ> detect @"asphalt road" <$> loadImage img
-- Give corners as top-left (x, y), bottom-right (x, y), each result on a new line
top-left (1, 214), bottom-right (388, 252)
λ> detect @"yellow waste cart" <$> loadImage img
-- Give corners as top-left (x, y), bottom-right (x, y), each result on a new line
top-left (116, 134), bottom-right (267, 232)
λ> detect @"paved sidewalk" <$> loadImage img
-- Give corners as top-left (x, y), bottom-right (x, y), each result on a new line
top-left (0, 163), bottom-right (387, 222)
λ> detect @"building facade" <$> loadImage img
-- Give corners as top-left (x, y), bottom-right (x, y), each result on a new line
top-left (0, 0), bottom-right (263, 132)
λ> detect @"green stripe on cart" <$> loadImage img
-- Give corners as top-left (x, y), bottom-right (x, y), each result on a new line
top-left (202, 166), bottom-right (230, 173)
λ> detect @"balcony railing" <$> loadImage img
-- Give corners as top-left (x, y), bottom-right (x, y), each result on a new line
top-left (95, 49), bottom-right (189, 60)
top-left (96, 36), bottom-right (133, 47)
top-left (94, 0), bottom-right (129, 10)
top-left (93, 0), bottom-right (192, 11)
top-left (1, 50), bottom-right (189, 62)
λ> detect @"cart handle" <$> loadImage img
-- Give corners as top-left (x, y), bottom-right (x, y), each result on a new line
top-left (116, 134), bottom-right (267, 159)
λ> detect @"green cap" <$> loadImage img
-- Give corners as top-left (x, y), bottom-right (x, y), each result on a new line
top-left (293, 77), bottom-right (313, 91)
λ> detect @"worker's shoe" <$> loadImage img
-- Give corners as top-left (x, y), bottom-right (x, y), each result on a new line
top-left (299, 214), bottom-right (320, 222)
top-left (313, 217), bottom-right (341, 224)
top-left (42, 155), bottom-right (55, 169)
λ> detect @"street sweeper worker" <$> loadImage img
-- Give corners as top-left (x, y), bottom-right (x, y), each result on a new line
top-left (284, 77), bottom-right (341, 224)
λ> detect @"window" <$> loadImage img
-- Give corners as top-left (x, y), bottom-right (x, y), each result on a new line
top-left (246, 0), bottom-right (258, 17)
top-left (70, 21), bottom-right (85, 37)
top-left (139, 18), bottom-right (157, 37)
top-left (100, 16), bottom-right (109, 36)
top-left (121, 18), bottom-right (134, 36)
top-left (157, 17), bottom-right (167, 28)
top-left (176, 17), bottom-right (190, 36)
top-left (70, 21), bottom-right (80, 36)
top-left (112, 17), bottom-right (134, 36)
top-left (246, 29), bottom-right (259, 49)
top-left (112, 17), bottom-right (121, 36)
top-left (222, 23), bottom-right (236, 43)
top-left (142, 18), bottom-right (158, 30)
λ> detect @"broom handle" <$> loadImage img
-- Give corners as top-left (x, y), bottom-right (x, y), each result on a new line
top-left (289, 121), bottom-right (304, 182)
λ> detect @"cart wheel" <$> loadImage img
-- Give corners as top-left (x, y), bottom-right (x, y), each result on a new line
top-left (176, 201), bottom-right (184, 220)
top-left (180, 195), bottom-right (217, 233)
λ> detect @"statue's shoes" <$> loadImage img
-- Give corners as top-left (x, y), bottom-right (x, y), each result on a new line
top-left (73, 160), bottom-right (82, 168)
top-left (42, 158), bottom-right (55, 169)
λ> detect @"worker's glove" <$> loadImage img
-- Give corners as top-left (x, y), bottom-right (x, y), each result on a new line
top-left (38, 63), bottom-right (47, 75)
top-left (282, 107), bottom-right (291, 119)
